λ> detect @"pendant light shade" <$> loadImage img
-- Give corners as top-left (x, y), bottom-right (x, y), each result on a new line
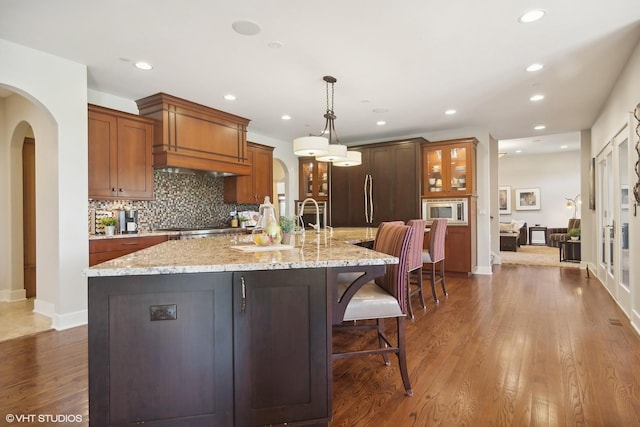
top-left (333, 150), bottom-right (362, 167)
top-left (316, 143), bottom-right (347, 162)
top-left (293, 136), bottom-right (329, 156)
top-left (293, 75), bottom-right (359, 167)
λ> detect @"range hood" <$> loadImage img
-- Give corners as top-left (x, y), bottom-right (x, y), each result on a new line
top-left (155, 166), bottom-right (237, 177)
top-left (136, 92), bottom-right (251, 177)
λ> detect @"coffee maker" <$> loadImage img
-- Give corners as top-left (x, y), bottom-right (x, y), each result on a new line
top-left (117, 209), bottom-right (139, 234)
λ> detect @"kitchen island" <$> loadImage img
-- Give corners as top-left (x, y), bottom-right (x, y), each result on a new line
top-left (86, 228), bottom-right (394, 427)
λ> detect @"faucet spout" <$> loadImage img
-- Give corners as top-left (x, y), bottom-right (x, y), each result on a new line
top-left (298, 197), bottom-right (321, 234)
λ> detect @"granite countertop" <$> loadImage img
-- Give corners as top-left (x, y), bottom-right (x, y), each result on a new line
top-left (85, 227), bottom-right (395, 277)
top-left (89, 230), bottom-right (181, 240)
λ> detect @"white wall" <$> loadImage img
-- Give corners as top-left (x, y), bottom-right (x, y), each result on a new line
top-left (498, 149), bottom-right (581, 231)
top-left (590, 38), bottom-right (640, 330)
top-left (0, 39), bottom-right (88, 329)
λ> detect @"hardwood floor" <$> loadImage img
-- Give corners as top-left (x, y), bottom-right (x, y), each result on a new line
top-left (2, 265), bottom-right (640, 426)
top-left (332, 265), bottom-right (640, 426)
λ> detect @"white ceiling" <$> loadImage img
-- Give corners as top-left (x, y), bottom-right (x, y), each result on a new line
top-left (1, 1), bottom-right (639, 155)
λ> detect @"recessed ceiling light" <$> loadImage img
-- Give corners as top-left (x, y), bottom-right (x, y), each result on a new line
top-left (232, 20), bottom-right (261, 36)
top-left (376, 121), bottom-right (386, 126)
top-left (268, 41), bottom-right (283, 49)
top-left (515, 149), bottom-right (523, 153)
top-left (445, 109), bottom-right (457, 115)
top-left (526, 63), bottom-right (544, 72)
top-left (518, 9), bottom-right (546, 23)
top-left (560, 145), bottom-right (568, 149)
top-left (281, 115), bottom-right (291, 120)
top-left (534, 124), bottom-right (546, 130)
top-left (223, 94), bottom-right (237, 101)
top-left (530, 94), bottom-right (544, 102)
top-left (134, 61), bottom-right (153, 70)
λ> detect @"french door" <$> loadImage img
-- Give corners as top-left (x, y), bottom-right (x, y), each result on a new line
top-left (597, 144), bottom-right (614, 294)
top-left (596, 124), bottom-right (631, 316)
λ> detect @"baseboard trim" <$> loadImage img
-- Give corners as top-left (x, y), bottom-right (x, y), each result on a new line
top-left (0, 288), bottom-right (27, 302)
top-left (474, 265), bottom-right (493, 275)
top-left (52, 309), bottom-right (88, 330)
top-left (34, 299), bottom-right (88, 330)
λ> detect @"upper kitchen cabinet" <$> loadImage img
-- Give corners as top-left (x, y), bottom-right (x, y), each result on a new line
top-left (423, 137), bottom-right (477, 197)
top-left (299, 157), bottom-right (329, 201)
top-left (224, 142), bottom-right (274, 204)
top-left (135, 93), bottom-right (251, 176)
top-left (331, 138), bottom-right (424, 227)
top-left (88, 104), bottom-right (154, 200)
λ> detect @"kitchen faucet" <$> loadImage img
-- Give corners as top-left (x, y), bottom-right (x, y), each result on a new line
top-left (298, 197), bottom-right (321, 234)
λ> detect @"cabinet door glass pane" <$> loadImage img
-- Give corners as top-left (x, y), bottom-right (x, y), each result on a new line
top-left (449, 147), bottom-right (467, 192)
top-left (427, 149), bottom-right (443, 192)
top-left (619, 138), bottom-right (629, 289)
top-left (318, 162), bottom-right (328, 197)
top-left (302, 162), bottom-right (314, 197)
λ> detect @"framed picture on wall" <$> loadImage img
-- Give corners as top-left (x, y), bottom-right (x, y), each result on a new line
top-left (515, 188), bottom-right (540, 210)
top-left (498, 186), bottom-right (511, 214)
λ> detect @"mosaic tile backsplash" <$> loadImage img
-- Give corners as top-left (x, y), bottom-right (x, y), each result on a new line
top-left (89, 170), bottom-right (259, 232)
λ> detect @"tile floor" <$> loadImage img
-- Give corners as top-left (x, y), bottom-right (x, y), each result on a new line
top-left (0, 298), bottom-right (52, 342)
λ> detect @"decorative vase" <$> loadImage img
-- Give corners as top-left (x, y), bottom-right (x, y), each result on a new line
top-left (105, 225), bottom-right (115, 236)
top-left (253, 196), bottom-right (282, 245)
top-left (282, 232), bottom-right (293, 245)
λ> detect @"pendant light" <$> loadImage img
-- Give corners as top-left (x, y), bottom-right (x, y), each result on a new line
top-left (333, 150), bottom-right (362, 167)
top-left (293, 136), bottom-right (328, 156)
top-left (294, 76), bottom-right (360, 166)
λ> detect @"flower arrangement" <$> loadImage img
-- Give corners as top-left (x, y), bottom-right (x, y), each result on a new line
top-left (99, 216), bottom-right (117, 227)
top-left (568, 228), bottom-right (580, 239)
top-left (279, 216), bottom-right (295, 234)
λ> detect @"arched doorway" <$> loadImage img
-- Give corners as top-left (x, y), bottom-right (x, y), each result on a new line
top-left (273, 158), bottom-right (289, 218)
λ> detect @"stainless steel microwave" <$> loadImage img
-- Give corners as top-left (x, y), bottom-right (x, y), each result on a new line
top-left (422, 198), bottom-right (468, 225)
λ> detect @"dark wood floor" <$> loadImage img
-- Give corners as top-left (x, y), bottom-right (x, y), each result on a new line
top-left (2, 264), bottom-right (640, 426)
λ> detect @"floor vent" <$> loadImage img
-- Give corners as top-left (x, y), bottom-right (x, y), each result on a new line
top-left (609, 318), bottom-right (623, 326)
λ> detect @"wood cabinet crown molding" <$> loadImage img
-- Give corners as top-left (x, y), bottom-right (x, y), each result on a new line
top-left (135, 92), bottom-right (252, 176)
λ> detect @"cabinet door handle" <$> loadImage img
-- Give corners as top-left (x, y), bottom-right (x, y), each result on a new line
top-left (363, 175), bottom-right (369, 223)
top-left (368, 174), bottom-right (374, 223)
top-left (240, 276), bottom-right (247, 314)
top-left (122, 242), bottom-right (140, 246)
top-left (119, 188), bottom-right (123, 192)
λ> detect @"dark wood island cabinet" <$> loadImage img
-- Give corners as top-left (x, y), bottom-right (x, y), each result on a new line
top-left (89, 269), bottom-right (329, 427)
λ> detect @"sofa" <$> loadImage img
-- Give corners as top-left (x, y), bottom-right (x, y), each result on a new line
top-left (499, 220), bottom-right (527, 251)
top-left (547, 218), bottom-right (581, 248)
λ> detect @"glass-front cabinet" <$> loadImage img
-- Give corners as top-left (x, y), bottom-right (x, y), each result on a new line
top-left (299, 157), bottom-right (329, 201)
top-left (423, 138), bottom-right (477, 197)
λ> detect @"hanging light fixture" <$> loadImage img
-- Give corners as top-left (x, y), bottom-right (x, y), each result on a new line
top-left (293, 136), bottom-right (328, 157)
top-left (293, 76), bottom-right (360, 166)
top-left (333, 150), bottom-right (362, 167)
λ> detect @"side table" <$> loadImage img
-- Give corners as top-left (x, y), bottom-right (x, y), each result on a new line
top-left (560, 240), bottom-right (581, 263)
top-left (529, 226), bottom-right (548, 246)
